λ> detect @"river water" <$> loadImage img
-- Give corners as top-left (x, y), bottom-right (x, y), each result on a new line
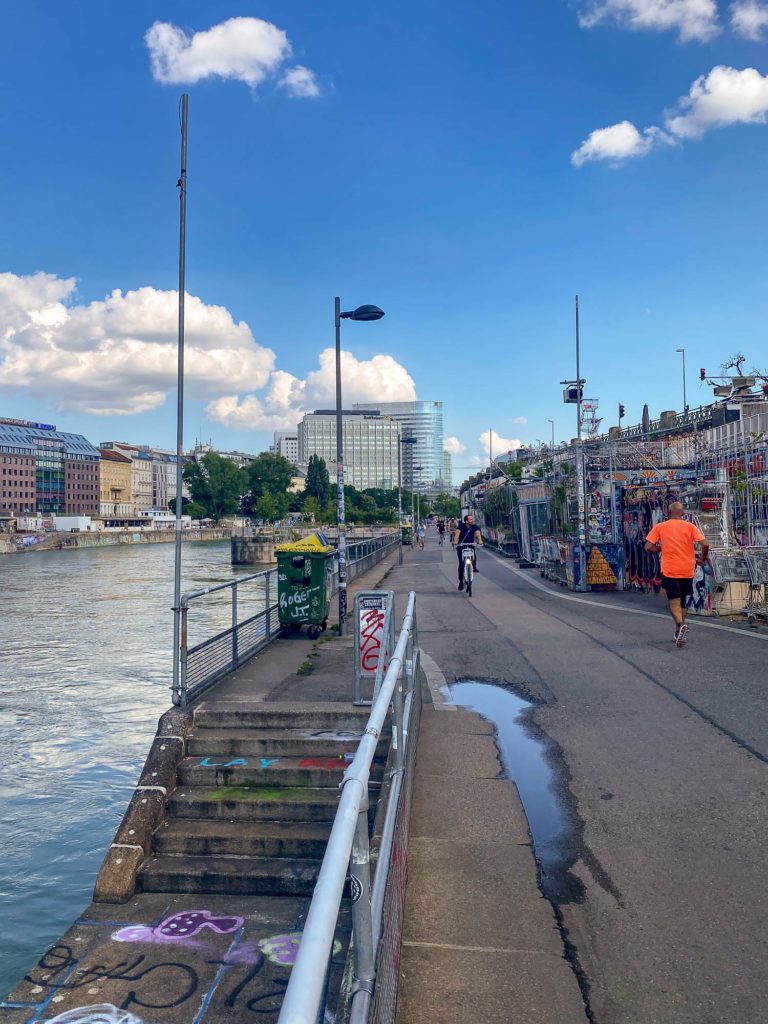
top-left (0, 541), bottom-right (257, 994)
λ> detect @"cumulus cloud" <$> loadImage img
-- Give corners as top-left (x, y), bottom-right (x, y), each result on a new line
top-left (578, 0), bottom-right (721, 42)
top-left (444, 436), bottom-right (466, 456)
top-left (145, 17), bottom-right (319, 95)
top-left (0, 272), bottom-right (274, 415)
top-left (279, 65), bottom-right (320, 98)
top-left (571, 121), bottom-right (672, 166)
top-left (664, 64), bottom-right (768, 137)
top-left (731, 0), bottom-right (768, 37)
top-left (480, 431), bottom-right (523, 457)
top-left (573, 65), bottom-right (768, 164)
top-left (207, 350), bottom-right (417, 431)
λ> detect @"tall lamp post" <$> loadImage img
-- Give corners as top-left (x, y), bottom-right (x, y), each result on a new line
top-left (172, 93), bottom-right (188, 706)
top-left (335, 298), bottom-right (385, 636)
top-left (398, 432), bottom-right (417, 565)
top-left (676, 347), bottom-right (688, 412)
top-left (548, 418), bottom-right (555, 449)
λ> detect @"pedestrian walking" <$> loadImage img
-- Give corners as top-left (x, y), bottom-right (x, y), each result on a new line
top-left (644, 502), bottom-right (708, 647)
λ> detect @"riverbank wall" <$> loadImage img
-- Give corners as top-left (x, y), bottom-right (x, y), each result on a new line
top-left (0, 527), bottom-right (229, 555)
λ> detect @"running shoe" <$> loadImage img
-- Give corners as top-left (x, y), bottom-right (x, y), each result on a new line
top-left (458, 582), bottom-right (464, 591)
top-left (675, 624), bottom-right (689, 648)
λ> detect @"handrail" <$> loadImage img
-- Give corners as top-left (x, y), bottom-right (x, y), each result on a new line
top-left (277, 592), bottom-right (417, 1024)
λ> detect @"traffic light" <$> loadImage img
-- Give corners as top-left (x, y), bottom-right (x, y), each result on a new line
top-left (700, 367), bottom-right (706, 381)
top-left (618, 403), bottom-right (625, 420)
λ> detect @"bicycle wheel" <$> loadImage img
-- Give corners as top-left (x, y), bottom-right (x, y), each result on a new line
top-left (464, 558), bottom-right (473, 596)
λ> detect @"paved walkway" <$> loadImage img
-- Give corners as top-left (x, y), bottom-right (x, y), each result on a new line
top-left (389, 533), bottom-right (767, 1024)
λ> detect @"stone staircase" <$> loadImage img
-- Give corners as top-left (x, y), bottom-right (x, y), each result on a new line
top-left (137, 702), bottom-right (388, 898)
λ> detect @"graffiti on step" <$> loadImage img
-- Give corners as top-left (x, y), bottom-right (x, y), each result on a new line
top-left (299, 757), bottom-right (345, 770)
top-left (302, 729), bottom-right (360, 741)
top-left (11, 929), bottom-right (345, 1021)
top-left (113, 910), bottom-right (244, 945)
top-left (199, 757), bottom-right (278, 769)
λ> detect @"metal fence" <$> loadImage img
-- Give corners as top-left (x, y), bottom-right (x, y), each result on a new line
top-left (277, 592), bottom-right (420, 1024)
top-left (172, 532), bottom-right (400, 706)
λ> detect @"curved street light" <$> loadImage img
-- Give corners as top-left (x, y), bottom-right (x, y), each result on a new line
top-left (335, 297), bottom-right (386, 636)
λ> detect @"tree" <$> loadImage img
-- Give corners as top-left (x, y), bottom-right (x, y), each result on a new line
top-left (169, 496), bottom-right (208, 520)
top-left (242, 453), bottom-right (296, 517)
top-left (432, 493), bottom-right (461, 518)
top-left (183, 452), bottom-right (247, 520)
top-left (303, 496), bottom-right (321, 521)
top-left (305, 455), bottom-right (331, 506)
top-left (255, 492), bottom-right (276, 522)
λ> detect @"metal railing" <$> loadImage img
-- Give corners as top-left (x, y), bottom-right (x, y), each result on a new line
top-left (172, 532), bottom-right (401, 706)
top-left (277, 592), bottom-right (420, 1024)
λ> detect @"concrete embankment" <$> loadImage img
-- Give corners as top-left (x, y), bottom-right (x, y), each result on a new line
top-left (0, 527), bottom-right (229, 555)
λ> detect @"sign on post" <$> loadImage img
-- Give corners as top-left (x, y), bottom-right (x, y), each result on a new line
top-left (353, 591), bottom-right (395, 705)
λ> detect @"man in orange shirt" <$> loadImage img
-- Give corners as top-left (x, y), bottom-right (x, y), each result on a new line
top-left (645, 502), bottom-right (708, 647)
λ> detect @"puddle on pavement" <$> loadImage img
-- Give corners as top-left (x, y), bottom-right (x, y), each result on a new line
top-left (450, 681), bottom-right (574, 902)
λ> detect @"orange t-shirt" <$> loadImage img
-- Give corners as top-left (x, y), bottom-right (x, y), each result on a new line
top-left (645, 519), bottom-right (705, 578)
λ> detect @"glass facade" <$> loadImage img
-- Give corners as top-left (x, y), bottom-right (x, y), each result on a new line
top-left (353, 401), bottom-right (444, 494)
top-left (0, 420), bottom-right (100, 516)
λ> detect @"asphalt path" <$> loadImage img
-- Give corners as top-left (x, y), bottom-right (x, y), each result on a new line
top-left (394, 535), bottom-right (768, 1024)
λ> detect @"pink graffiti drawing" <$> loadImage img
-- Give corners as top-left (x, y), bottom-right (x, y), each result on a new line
top-left (258, 933), bottom-right (342, 967)
top-left (359, 608), bottom-right (386, 673)
top-left (299, 757), bottom-right (344, 771)
top-left (113, 910), bottom-right (243, 944)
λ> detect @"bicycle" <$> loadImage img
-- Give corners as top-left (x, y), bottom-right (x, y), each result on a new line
top-left (461, 543), bottom-right (476, 596)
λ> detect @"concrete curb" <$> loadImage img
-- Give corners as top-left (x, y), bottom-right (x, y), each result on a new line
top-left (92, 705), bottom-right (193, 903)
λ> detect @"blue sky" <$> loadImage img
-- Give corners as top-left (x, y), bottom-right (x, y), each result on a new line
top-left (1, 0), bottom-right (767, 476)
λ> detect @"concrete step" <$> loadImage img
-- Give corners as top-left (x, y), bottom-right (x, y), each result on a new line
top-left (154, 818), bottom-right (332, 859)
top-left (193, 701), bottom-right (376, 732)
top-left (186, 727), bottom-right (390, 759)
top-left (138, 853), bottom-right (323, 896)
top-left (177, 754), bottom-right (385, 788)
top-left (168, 785), bottom-right (342, 822)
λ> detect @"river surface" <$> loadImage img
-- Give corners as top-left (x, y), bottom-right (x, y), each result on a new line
top-left (0, 541), bottom-right (260, 994)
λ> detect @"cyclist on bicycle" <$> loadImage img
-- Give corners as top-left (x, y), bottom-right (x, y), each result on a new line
top-left (437, 520), bottom-right (446, 545)
top-left (453, 514), bottom-right (483, 590)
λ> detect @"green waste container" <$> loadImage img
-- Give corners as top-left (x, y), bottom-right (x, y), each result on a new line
top-left (276, 548), bottom-right (335, 639)
top-left (401, 525), bottom-right (412, 546)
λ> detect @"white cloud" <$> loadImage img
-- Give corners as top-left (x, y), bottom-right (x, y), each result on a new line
top-left (731, 0), bottom-right (768, 38)
top-left (0, 271), bottom-right (416, 430)
top-left (571, 120), bottom-right (672, 166)
top-left (479, 431), bottom-right (523, 457)
top-left (444, 436), bottom-right (466, 456)
top-left (0, 272), bottom-right (275, 416)
top-left (207, 349), bottom-right (417, 431)
top-left (664, 64), bottom-right (768, 137)
top-left (145, 17), bottom-right (319, 95)
top-left (512, 415), bottom-right (528, 425)
top-left (279, 65), bottom-right (320, 98)
top-left (578, 0), bottom-right (721, 42)
top-left (574, 64), bottom-right (768, 165)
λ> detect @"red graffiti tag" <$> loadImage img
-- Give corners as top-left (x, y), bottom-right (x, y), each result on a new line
top-left (360, 607), bottom-right (387, 673)
top-left (299, 757), bottom-right (345, 771)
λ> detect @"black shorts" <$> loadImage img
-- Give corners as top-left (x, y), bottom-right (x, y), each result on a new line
top-left (661, 575), bottom-right (693, 600)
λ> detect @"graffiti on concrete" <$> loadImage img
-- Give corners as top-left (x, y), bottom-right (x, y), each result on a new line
top-left (299, 757), bottom-right (345, 771)
top-left (258, 933), bottom-right (342, 968)
top-left (47, 1005), bottom-right (145, 1024)
top-left (113, 910), bottom-right (243, 944)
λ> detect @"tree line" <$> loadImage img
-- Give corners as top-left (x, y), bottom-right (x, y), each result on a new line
top-left (171, 451), bottom-right (460, 525)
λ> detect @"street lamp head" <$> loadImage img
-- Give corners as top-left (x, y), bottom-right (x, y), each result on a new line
top-left (340, 304), bottom-right (385, 322)
top-left (676, 348), bottom-right (684, 353)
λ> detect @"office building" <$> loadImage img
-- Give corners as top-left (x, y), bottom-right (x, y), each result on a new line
top-left (0, 417), bottom-right (100, 516)
top-left (298, 410), bottom-right (398, 490)
top-left (353, 401), bottom-right (444, 494)
top-left (440, 450), bottom-right (453, 490)
top-left (272, 431), bottom-right (299, 463)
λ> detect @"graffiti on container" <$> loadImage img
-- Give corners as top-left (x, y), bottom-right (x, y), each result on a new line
top-left (280, 585), bottom-right (321, 622)
top-left (113, 910), bottom-right (244, 945)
